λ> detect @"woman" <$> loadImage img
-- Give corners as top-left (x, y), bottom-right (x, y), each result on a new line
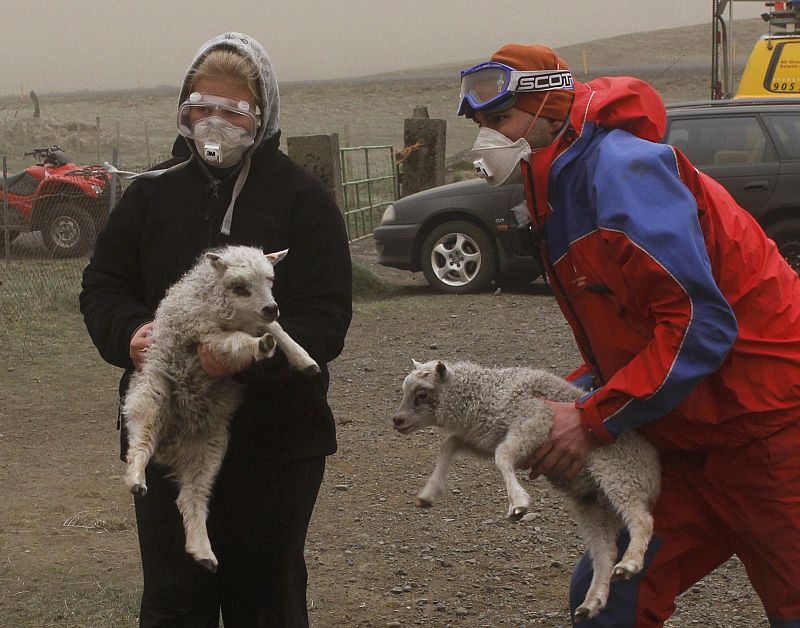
top-left (80, 32), bottom-right (352, 627)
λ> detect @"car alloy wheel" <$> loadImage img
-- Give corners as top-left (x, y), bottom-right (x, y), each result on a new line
top-left (421, 220), bottom-right (497, 294)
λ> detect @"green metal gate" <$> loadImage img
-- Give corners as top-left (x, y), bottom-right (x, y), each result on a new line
top-left (339, 145), bottom-right (398, 242)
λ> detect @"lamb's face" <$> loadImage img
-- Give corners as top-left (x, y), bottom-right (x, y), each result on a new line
top-left (391, 360), bottom-right (447, 434)
top-left (221, 264), bottom-right (278, 331)
top-left (207, 247), bottom-right (288, 334)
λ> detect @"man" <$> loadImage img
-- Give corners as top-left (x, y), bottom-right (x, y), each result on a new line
top-left (458, 43), bottom-right (800, 627)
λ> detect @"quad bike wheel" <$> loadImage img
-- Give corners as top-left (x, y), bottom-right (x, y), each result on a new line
top-left (42, 202), bottom-right (96, 258)
top-left (0, 230), bottom-right (19, 256)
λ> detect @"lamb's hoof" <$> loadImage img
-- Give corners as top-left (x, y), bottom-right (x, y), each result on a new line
top-left (259, 334), bottom-right (276, 354)
top-left (574, 605), bottom-right (591, 621)
top-left (197, 558), bottom-right (218, 574)
top-left (414, 496), bottom-right (434, 508)
top-left (575, 597), bottom-right (604, 620)
top-left (130, 483), bottom-right (148, 496)
top-left (508, 506), bottom-right (528, 521)
top-left (302, 362), bottom-right (321, 376)
top-left (612, 561), bottom-right (641, 581)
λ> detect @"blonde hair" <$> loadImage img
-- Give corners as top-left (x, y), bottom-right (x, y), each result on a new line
top-left (190, 48), bottom-right (259, 101)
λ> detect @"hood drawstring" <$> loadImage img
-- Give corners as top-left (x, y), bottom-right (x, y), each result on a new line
top-left (220, 154), bottom-right (251, 236)
top-left (103, 161), bottom-right (191, 181)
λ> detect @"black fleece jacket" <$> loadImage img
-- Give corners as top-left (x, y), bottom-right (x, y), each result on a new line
top-left (80, 134), bottom-right (352, 460)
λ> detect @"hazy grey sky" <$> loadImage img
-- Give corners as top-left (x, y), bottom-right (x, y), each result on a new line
top-left (3, 0), bottom-right (765, 95)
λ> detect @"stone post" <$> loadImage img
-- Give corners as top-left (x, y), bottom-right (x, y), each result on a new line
top-left (287, 133), bottom-right (344, 209)
top-left (401, 105), bottom-right (446, 197)
top-left (29, 91), bottom-right (40, 118)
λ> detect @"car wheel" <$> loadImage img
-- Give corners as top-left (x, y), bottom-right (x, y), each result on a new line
top-left (420, 220), bottom-right (497, 294)
top-left (42, 202), bottom-right (96, 258)
top-left (765, 218), bottom-right (800, 273)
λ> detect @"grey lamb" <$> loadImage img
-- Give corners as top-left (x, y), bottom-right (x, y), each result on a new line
top-left (391, 359), bottom-right (660, 620)
top-left (122, 245), bottom-right (319, 573)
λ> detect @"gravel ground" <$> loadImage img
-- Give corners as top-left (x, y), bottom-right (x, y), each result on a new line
top-left (299, 241), bottom-right (769, 627)
top-left (0, 238), bottom-right (770, 627)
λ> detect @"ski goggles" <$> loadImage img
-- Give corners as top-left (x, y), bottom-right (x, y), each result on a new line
top-left (177, 92), bottom-right (260, 139)
top-left (457, 61), bottom-right (574, 116)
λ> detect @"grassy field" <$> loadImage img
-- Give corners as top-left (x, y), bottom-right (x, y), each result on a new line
top-left (0, 18), bottom-right (769, 173)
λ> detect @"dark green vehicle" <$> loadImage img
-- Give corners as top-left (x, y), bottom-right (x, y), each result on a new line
top-left (374, 98), bottom-right (800, 293)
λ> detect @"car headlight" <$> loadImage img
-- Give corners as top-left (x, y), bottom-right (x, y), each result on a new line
top-left (380, 204), bottom-right (396, 224)
top-left (90, 184), bottom-right (103, 195)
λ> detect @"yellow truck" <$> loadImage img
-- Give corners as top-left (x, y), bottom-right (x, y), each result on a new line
top-left (737, 34), bottom-right (800, 97)
top-left (716, 0), bottom-right (800, 98)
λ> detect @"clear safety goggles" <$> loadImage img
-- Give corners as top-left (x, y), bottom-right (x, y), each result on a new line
top-left (457, 61), bottom-right (574, 116)
top-left (177, 92), bottom-right (260, 139)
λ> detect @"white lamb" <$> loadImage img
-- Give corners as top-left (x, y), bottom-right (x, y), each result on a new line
top-left (391, 359), bottom-right (661, 620)
top-left (122, 245), bottom-right (319, 573)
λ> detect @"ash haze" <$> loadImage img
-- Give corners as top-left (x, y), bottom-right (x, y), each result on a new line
top-left (2, 0), bottom-right (766, 96)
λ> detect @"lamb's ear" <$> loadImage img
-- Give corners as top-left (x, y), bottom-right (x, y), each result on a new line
top-left (265, 249), bottom-right (289, 265)
top-left (434, 361), bottom-right (448, 383)
top-left (412, 359), bottom-right (424, 370)
top-left (206, 252), bottom-right (227, 272)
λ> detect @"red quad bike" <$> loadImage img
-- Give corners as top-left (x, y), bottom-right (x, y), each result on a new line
top-left (0, 146), bottom-right (118, 258)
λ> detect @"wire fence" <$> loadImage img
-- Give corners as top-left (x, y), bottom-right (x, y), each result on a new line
top-left (1, 141), bottom-right (400, 332)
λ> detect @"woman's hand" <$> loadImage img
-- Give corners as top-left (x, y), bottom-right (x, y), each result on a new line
top-left (129, 322), bottom-right (155, 371)
top-left (524, 401), bottom-right (595, 482)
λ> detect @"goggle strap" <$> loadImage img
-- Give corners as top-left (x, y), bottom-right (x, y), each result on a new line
top-left (525, 92), bottom-right (551, 137)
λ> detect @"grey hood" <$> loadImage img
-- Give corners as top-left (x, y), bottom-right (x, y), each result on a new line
top-left (180, 32), bottom-right (281, 235)
top-left (180, 31), bottom-right (280, 145)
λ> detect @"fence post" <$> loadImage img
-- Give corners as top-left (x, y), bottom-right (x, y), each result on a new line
top-left (145, 120), bottom-right (151, 166)
top-left (401, 105), bottom-right (446, 197)
top-left (29, 90), bottom-right (40, 118)
top-left (115, 121), bottom-right (121, 157)
top-left (3, 156), bottom-right (9, 261)
top-left (109, 148), bottom-right (119, 213)
top-left (286, 133), bottom-right (345, 209)
top-left (342, 123), bottom-right (354, 184)
top-left (95, 116), bottom-right (101, 163)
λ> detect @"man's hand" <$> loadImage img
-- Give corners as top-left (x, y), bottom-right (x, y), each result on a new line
top-left (524, 401), bottom-right (595, 482)
top-left (129, 322), bottom-right (155, 371)
top-left (197, 344), bottom-right (253, 379)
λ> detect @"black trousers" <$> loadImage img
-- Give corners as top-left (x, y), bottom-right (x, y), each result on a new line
top-left (134, 455), bottom-right (326, 628)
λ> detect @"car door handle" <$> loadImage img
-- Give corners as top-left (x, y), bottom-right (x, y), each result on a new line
top-left (744, 180), bottom-right (769, 190)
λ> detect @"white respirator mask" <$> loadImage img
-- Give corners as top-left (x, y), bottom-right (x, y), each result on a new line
top-left (190, 117), bottom-right (254, 168)
top-left (467, 91), bottom-right (569, 187)
top-left (468, 127), bottom-right (532, 186)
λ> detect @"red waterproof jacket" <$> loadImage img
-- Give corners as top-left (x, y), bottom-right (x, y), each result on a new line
top-left (523, 77), bottom-right (800, 451)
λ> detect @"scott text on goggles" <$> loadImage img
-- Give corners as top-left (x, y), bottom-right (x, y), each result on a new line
top-left (509, 70), bottom-right (574, 93)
